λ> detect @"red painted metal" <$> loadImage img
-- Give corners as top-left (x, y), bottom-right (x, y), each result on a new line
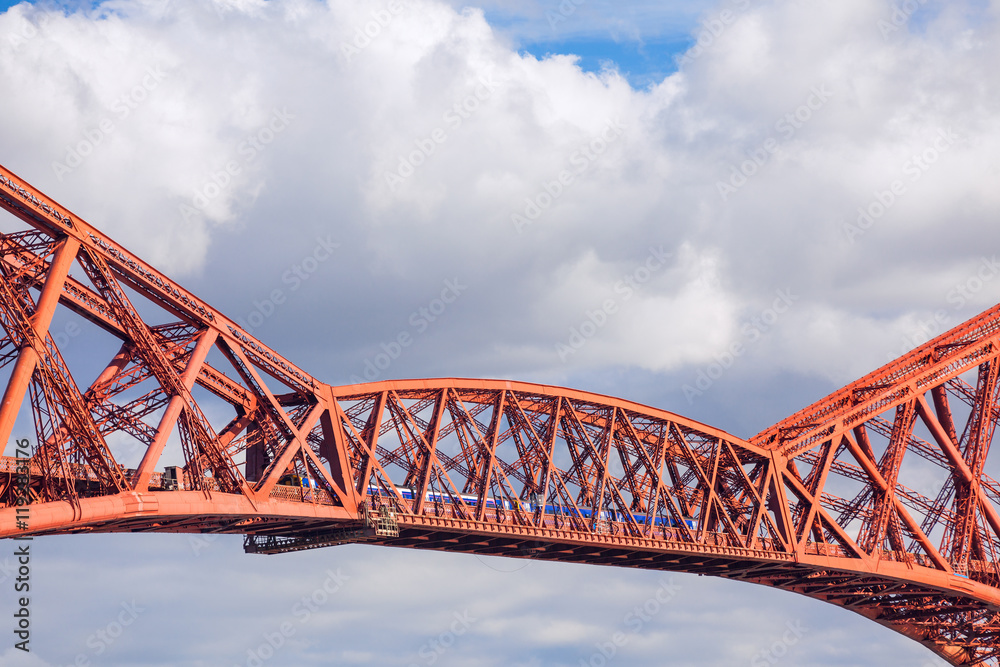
top-left (1, 164), bottom-right (999, 664)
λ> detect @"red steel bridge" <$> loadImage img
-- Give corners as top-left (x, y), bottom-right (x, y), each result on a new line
top-left (1, 163), bottom-right (999, 664)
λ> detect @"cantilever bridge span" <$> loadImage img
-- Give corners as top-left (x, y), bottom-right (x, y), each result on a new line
top-left (1, 163), bottom-right (999, 664)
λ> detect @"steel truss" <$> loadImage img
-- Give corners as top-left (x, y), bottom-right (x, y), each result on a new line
top-left (1, 163), bottom-right (999, 664)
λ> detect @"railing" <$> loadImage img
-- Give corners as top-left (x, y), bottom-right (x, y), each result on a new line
top-left (392, 499), bottom-right (788, 552)
top-left (0, 455), bottom-right (162, 488)
top-left (0, 456), bottom-right (339, 506)
top-left (386, 500), bottom-right (993, 566)
top-left (267, 483), bottom-right (335, 505)
top-left (804, 542), bottom-right (849, 558)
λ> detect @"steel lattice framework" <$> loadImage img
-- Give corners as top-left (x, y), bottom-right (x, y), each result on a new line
top-left (1, 163), bottom-right (999, 664)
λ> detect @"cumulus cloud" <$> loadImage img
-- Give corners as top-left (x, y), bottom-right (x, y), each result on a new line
top-left (3, 0), bottom-right (999, 387)
top-left (1, 0), bottom-right (999, 663)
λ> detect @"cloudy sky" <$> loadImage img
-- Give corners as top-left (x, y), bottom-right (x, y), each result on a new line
top-left (1, 0), bottom-right (999, 664)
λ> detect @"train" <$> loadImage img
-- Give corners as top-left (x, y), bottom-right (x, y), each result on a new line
top-left (278, 474), bottom-right (319, 488)
top-left (367, 483), bottom-right (697, 530)
top-left (276, 476), bottom-right (696, 530)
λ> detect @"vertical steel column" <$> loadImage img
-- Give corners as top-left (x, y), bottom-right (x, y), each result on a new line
top-left (132, 328), bottom-right (218, 491)
top-left (0, 236), bottom-right (80, 450)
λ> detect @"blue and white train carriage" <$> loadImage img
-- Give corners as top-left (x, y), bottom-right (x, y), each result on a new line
top-left (365, 484), bottom-right (696, 529)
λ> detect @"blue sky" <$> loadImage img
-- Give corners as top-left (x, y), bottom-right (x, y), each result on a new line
top-left (467, 1), bottom-right (702, 86)
top-left (0, 0), bottom-right (72, 11)
top-left (517, 35), bottom-right (693, 87)
top-left (1, 0), bottom-right (701, 86)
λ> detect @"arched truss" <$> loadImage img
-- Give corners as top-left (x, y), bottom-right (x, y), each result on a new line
top-left (0, 163), bottom-right (998, 665)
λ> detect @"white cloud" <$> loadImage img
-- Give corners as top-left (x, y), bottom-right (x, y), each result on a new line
top-left (0, 649), bottom-right (54, 667)
top-left (2, 0), bottom-right (999, 664)
top-left (4, 0), bottom-right (998, 384)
